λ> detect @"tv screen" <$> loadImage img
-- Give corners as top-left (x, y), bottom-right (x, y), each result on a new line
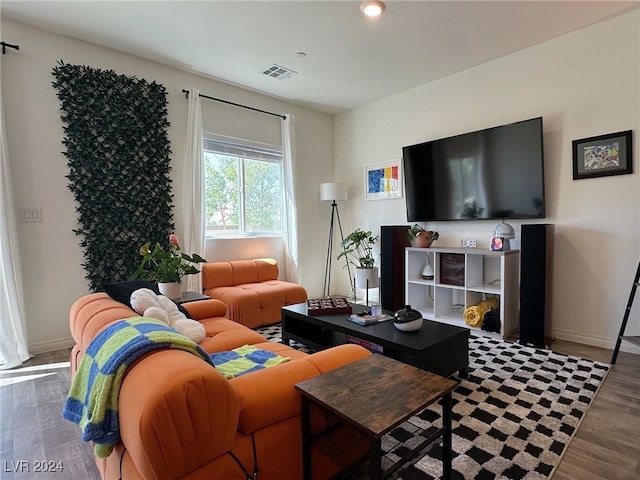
top-left (403, 117), bottom-right (545, 222)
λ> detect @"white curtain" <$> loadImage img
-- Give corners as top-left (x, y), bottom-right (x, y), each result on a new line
top-left (281, 114), bottom-right (301, 283)
top-left (182, 88), bottom-right (205, 293)
top-left (0, 73), bottom-right (30, 369)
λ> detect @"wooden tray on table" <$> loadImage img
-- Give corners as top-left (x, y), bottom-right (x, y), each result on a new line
top-left (306, 297), bottom-right (352, 316)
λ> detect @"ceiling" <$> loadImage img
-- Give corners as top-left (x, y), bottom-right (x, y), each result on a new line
top-left (3, 1), bottom-right (639, 115)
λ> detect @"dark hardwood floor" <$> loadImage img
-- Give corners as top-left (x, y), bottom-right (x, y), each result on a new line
top-left (1, 340), bottom-right (638, 479)
top-left (0, 348), bottom-right (99, 480)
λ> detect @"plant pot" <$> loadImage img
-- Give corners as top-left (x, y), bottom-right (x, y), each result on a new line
top-left (158, 281), bottom-right (182, 300)
top-left (354, 268), bottom-right (379, 289)
top-left (411, 232), bottom-right (435, 248)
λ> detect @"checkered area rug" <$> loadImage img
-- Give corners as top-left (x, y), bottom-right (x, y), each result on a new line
top-left (256, 326), bottom-right (609, 480)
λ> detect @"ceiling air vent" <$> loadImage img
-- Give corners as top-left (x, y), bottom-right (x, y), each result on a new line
top-left (260, 64), bottom-right (297, 80)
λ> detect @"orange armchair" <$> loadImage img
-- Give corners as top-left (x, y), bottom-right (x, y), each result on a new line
top-left (202, 259), bottom-right (307, 328)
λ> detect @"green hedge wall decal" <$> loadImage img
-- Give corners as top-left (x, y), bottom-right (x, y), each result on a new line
top-left (52, 61), bottom-right (175, 291)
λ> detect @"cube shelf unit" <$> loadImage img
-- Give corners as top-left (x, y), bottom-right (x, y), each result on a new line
top-left (404, 246), bottom-right (520, 340)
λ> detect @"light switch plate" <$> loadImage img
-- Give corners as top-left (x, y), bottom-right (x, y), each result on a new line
top-left (21, 207), bottom-right (42, 223)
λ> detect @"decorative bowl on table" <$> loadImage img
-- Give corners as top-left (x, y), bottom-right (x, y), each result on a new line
top-left (393, 305), bottom-right (423, 332)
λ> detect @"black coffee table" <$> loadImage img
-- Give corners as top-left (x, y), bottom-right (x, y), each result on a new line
top-left (282, 302), bottom-right (469, 378)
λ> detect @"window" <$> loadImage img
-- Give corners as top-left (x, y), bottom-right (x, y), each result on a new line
top-left (203, 136), bottom-right (283, 237)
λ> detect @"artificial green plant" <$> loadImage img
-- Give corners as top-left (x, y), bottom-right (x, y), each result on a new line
top-left (52, 61), bottom-right (174, 291)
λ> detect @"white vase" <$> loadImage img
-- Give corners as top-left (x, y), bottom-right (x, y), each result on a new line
top-left (158, 281), bottom-right (182, 300)
top-left (421, 254), bottom-right (434, 280)
top-left (354, 268), bottom-right (379, 289)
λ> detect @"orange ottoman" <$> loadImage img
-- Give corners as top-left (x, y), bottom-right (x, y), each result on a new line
top-left (202, 259), bottom-right (307, 329)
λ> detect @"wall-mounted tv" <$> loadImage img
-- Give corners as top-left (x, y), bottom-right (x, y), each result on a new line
top-left (403, 117), bottom-right (545, 222)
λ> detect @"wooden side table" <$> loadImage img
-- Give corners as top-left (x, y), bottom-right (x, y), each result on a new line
top-left (295, 354), bottom-right (457, 480)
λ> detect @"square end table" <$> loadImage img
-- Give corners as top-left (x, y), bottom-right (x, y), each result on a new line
top-left (295, 354), bottom-right (458, 480)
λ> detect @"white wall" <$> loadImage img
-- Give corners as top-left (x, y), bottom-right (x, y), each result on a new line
top-left (334, 11), bottom-right (640, 352)
top-left (2, 18), bottom-right (334, 353)
top-left (4, 11), bottom-right (640, 354)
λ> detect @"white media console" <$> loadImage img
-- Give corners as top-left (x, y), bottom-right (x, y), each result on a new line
top-left (404, 246), bottom-right (520, 340)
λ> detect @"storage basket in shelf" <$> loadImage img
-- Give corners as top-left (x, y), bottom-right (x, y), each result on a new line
top-left (439, 253), bottom-right (465, 286)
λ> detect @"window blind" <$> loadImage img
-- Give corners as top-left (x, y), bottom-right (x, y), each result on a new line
top-left (203, 138), bottom-right (281, 163)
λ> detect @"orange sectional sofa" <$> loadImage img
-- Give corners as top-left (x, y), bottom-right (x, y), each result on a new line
top-left (69, 292), bottom-right (371, 480)
top-left (202, 259), bottom-right (307, 328)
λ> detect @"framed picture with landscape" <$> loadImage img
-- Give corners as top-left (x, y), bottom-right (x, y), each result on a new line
top-left (572, 130), bottom-right (632, 180)
top-left (364, 158), bottom-right (402, 200)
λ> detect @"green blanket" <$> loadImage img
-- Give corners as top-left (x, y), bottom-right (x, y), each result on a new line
top-left (210, 344), bottom-right (289, 378)
top-left (62, 317), bottom-right (212, 458)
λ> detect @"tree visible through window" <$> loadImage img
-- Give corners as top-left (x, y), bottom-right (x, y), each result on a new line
top-left (204, 136), bottom-right (283, 237)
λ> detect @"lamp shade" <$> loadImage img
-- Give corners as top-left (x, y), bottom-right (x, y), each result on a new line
top-left (320, 182), bottom-right (348, 202)
top-left (493, 221), bottom-right (515, 251)
top-left (493, 222), bottom-right (515, 239)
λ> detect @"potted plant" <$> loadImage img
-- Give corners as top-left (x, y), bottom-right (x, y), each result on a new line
top-left (337, 228), bottom-right (379, 289)
top-left (408, 224), bottom-right (439, 248)
top-left (130, 233), bottom-right (206, 299)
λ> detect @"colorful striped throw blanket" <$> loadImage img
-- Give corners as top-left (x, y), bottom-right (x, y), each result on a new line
top-left (210, 344), bottom-right (290, 379)
top-left (62, 317), bottom-right (213, 458)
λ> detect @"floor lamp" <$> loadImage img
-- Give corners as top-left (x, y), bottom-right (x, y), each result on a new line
top-left (321, 182), bottom-right (353, 298)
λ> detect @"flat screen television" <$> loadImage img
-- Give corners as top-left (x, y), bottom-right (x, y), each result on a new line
top-left (403, 117), bottom-right (545, 222)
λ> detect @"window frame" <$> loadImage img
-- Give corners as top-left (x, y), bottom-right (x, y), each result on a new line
top-left (203, 134), bottom-right (284, 239)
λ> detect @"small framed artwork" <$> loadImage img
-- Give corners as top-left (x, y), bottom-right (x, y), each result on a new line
top-left (364, 158), bottom-right (402, 200)
top-left (572, 130), bottom-right (633, 180)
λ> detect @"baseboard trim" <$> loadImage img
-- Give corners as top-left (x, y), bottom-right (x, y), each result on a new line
top-left (28, 337), bottom-right (75, 355)
top-left (551, 328), bottom-right (640, 355)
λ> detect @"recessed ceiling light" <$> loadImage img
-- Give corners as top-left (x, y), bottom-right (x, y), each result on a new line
top-left (361, 1), bottom-right (385, 17)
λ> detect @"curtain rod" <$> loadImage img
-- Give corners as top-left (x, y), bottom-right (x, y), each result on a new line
top-left (182, 89), bottom-right (285, 120)
top-left (1, 41), bottom-right (20, 55)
